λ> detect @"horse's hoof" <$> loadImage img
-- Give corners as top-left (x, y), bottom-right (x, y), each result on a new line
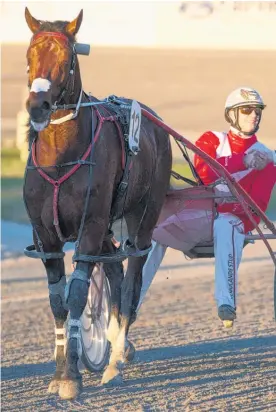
top-left (223, 320), bottom-right (234, 328)
top-left (101, 365), bottom-right (123, 386)
top-left (48, 379), bottom-right (61, 394)
top-left (58, 379), bottom-right (83, 400)
top-left (125, 340), bottom-right (136, 363)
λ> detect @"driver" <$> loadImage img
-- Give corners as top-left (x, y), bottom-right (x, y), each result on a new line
top-left (137, 86), bottom-right (276, 327)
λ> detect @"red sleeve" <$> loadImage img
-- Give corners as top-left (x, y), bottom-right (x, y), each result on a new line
top-left (194, 131), bottom-right (246, 185)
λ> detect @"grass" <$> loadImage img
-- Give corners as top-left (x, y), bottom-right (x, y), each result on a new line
top-left (1, 147), bottom-right (26, 177)
top-left (1, 147), bottom-right (194, 224)
top-left (1, 147), bottom-right (275, 224)
top-left (1, 148), bottom-right (28, 223)
top-left (1, 177), bottom-right (27, 223)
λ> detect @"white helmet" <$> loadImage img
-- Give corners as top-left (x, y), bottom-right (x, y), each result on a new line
top-left (225, 87), bottom-right (266, 111)
top-left (225, 87), bottom-right (266, 135)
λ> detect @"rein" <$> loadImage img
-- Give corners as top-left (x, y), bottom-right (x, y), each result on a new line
top-left (30, 31), bottom-right (78, 123)
top-left (28, 104), bottom-right (125, 244)
top-left (30, 119), bottom-right (95, 243)
top-left (29, 31), bottom-right (108, 126)
top-left (24, 31), bottom-right (153, 263)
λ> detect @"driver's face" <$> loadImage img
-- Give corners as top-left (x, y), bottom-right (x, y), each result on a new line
top-left (229, 106), bottom-right (262, 136)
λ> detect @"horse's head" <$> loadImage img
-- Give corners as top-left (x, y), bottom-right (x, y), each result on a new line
top-left (25, 7), bottom-right (83, 131)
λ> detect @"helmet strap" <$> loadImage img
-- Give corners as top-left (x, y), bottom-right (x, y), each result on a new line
top-left (226, 107), bottom-right (261, 136)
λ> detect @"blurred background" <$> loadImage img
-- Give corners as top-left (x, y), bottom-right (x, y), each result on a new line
top-left (1, 1), bottom-right (276, 241)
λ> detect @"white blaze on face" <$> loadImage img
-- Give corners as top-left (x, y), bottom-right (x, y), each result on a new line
top-left (30, 78), bottom-right (51, 93)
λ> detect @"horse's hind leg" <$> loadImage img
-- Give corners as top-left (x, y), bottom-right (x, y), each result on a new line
top-left (102, 139), bottom-right (171, 385)
top-left (102, 240), bottom-right (124, 352)
top-left (101, 203), bottom-right (152, 385)
top-left (102, 252), bottom-right (147, 385)
top-left (44, 258), bottom-right (68, 394)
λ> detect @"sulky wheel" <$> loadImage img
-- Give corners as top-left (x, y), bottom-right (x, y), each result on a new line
top-left (80, 264), bottom-right (111, 372)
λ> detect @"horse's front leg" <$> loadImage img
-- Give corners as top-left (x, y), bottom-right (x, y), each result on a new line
top-left (102, 254), bottom-right (147, 385)
top-left (58, 259), bottom-right (93, 400)
top-left (44, 258), bottom-right (69, 394)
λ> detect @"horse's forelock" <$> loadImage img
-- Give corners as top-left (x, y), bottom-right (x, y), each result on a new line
top-left (36, 20), bottom-right (76, 42)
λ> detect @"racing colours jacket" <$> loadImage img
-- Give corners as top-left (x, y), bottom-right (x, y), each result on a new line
top-left (194, 129), bottom-right (276, 233)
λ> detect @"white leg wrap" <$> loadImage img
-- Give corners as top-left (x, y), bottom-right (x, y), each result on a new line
top-left (214, 213), bottom-right (245, 309)
top-left (54, 327), bottom-right (67, 359)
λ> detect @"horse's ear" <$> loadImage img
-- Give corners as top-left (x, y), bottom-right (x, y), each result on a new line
top-left (25, 7), bottom-right (41, 33)
top-left (65, 10), bottom-right (83, 36)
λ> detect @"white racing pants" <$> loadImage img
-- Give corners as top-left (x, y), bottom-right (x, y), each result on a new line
top-left (214, 213), bottom-right (245, 309)
top-left (137, 213), bottom-right (245, 312)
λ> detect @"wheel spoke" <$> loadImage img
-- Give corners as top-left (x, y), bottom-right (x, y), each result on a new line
top-left (80, 268), bottom-right (111, 370)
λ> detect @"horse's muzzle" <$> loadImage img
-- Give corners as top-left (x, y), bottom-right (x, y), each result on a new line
top-left (26, 92), bottom-right (51, 130)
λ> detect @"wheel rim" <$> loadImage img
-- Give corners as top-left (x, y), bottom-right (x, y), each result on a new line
top-left (80, 265), bottom-right (110, 366)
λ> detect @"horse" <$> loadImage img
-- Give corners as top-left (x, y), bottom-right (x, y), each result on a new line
top-left (23, 7), bottom-right (172, 399)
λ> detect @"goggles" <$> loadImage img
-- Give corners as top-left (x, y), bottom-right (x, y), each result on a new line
top-left (239, 106), bottom-right (262, 116)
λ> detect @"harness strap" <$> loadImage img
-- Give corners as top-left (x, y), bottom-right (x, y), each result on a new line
top-left (74, 105), bottom-right (97, 253)
top-left (32, 141), bottom-right (93, 185)
top-left (27, 159), bottom-right (95, 170)
top-left (25, 99), bottom-right (134, 262)
top-left (31, 109), bottom-right (103, 243)
top-left (24, 244), bottom-right (65, 260)
top-left (73, 242), bottom-right (152, 263)
top-left (110, 153), bottom-right (133, 224)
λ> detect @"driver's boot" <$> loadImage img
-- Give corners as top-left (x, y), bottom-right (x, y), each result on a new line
top-left (218, 304), bottom-right (236, 328)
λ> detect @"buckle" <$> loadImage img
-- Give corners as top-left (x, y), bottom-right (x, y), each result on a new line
top-left (118, 181), bottom-right (128, 193)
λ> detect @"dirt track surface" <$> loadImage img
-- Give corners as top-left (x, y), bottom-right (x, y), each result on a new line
top-left (2, 241), bottom-right (276, 411)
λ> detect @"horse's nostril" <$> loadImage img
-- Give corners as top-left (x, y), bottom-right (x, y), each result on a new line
top-left (29, 102), bottom-right (51, 122)
top-left (41, 101), bottom-right (51, 111)
top-left (30, 107), bottom-right (44, 120)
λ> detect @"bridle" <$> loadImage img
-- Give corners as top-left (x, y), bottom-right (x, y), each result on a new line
top-left (29, 31), bottom-right (83, 124)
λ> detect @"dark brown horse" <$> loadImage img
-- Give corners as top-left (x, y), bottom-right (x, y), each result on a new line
top-left (24, 7), bottom-right (172, 399)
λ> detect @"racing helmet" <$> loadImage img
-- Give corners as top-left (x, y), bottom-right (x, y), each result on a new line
top-left (224, 87), bottom-right (266, 135)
